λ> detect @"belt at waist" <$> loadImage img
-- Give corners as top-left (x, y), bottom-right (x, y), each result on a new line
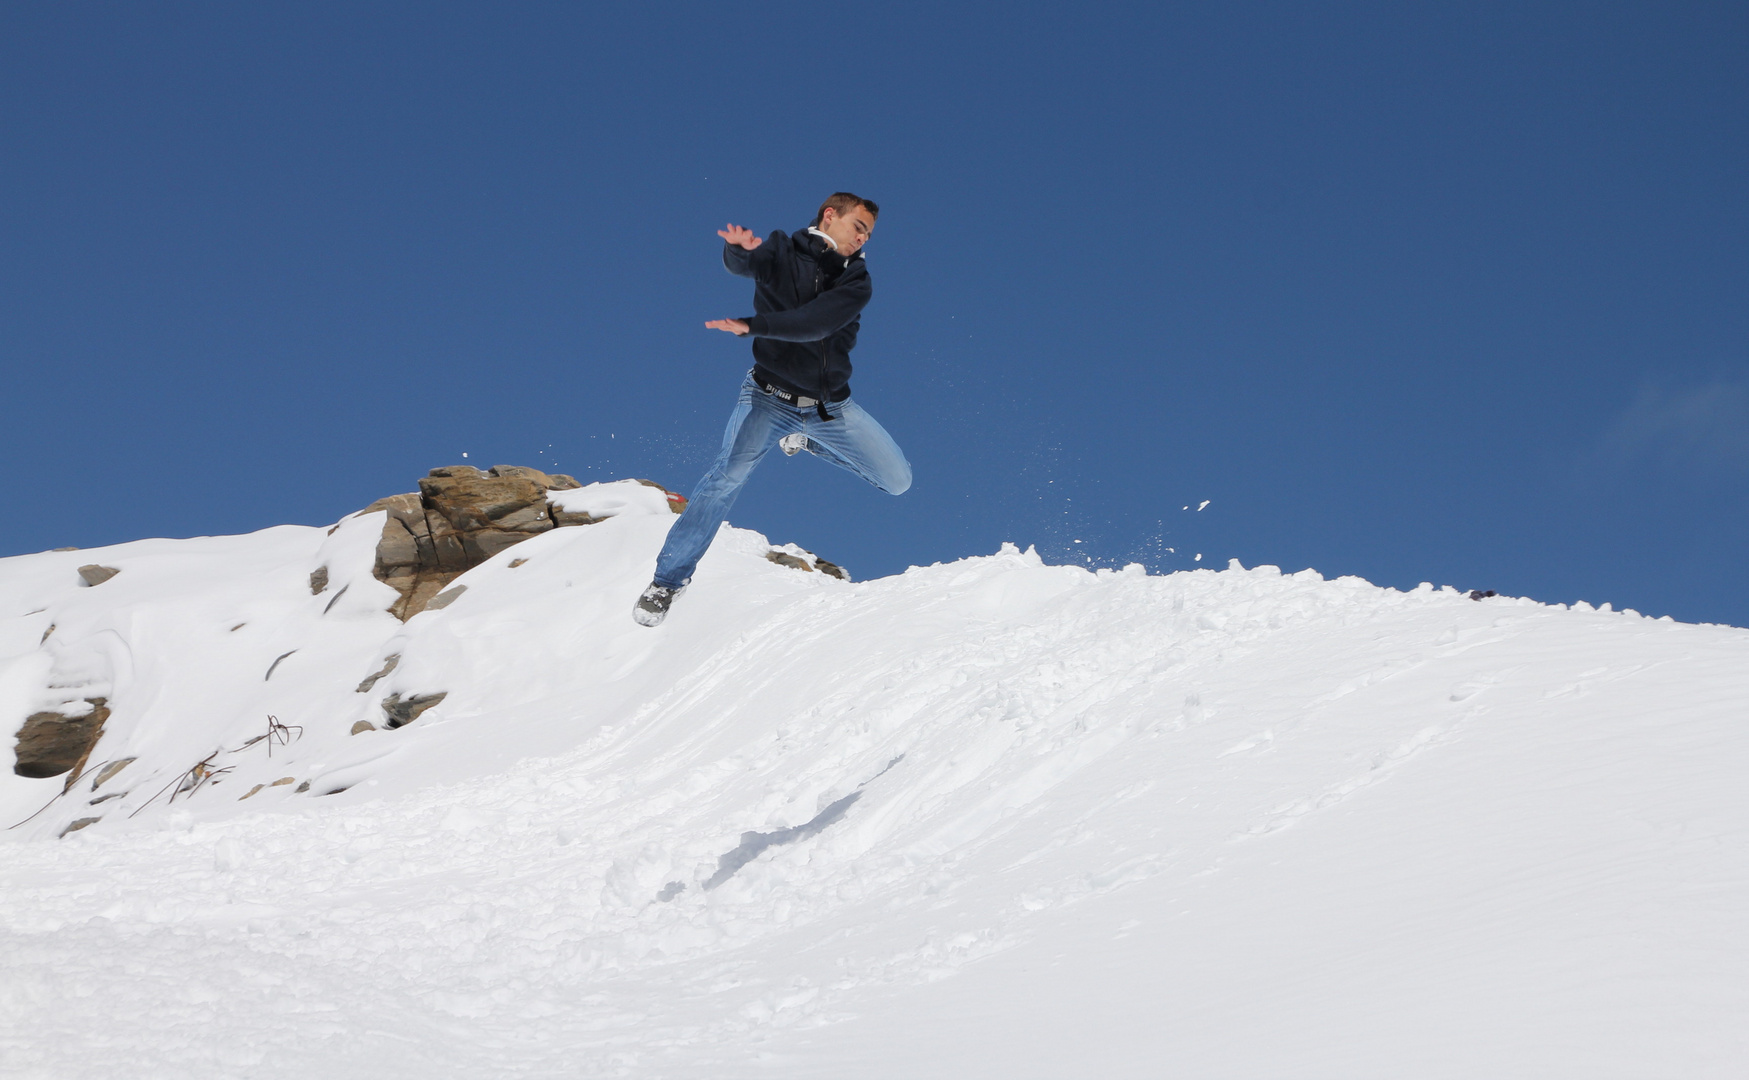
top-left (756, 378), bottom-right (846, 411)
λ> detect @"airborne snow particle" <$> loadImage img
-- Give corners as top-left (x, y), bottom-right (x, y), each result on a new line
top-left (1198, 500), bottom-right (1210, 511)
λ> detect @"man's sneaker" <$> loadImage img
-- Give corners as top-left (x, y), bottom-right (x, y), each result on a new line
top-left (779, 432), bottom-right (810, 457)
top-left (633, 582), bottom-right (680, 627)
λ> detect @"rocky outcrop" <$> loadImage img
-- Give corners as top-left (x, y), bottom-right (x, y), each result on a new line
top-left (14, 698), bottom-right (110, 781)
top-left (89, 757), bottom-right (135, 790)
top-left (77, 565), bottom-right (120, 587)
top-left (381, 691), bottom-right (448, 729)
top-left (353, 466), bottom-right (709, 619)
top-left (356, 655), bottom-right (400, 693)
top-left (765, 549), bottom-right (851, 581)
top-left (359, 466), bottom-right (688, 620)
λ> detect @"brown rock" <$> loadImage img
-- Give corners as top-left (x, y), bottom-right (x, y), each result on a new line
top-left (59, 817), bottom-right (100, 838)
top-left (485, 465), bottom-right (580, 490)
top-left (764, 549), bottom-right (849, 580)
top-left (484, 465), bottom-right (551, 483)
top-left (381, 691), bottom-right (448, 729)
top-left (350, 720), bottom-right (377, 735)
top-left (14, 699), bottom-right (110, 780)
top-left (491, 504), bottom-right (550, 532)
top-left (356, 654), bottom-right (400, 693)
top-left (77, 565), bottom-right (120, 587)
top-left (309, 566), bottom-right (329, 595)
top-left (90, 757), bottom-right (135, 790)
top-left (419, 471), bottom-right (547, 531)
top-left (359, 467), bottom-right (686, 620)
top-left (460, 530), bottom-right (526, 562)
top-left (395, 574), bottom-right (460, 621)
top-left (375, 519), bottom-right (420, 569)
top-left (549, 504), bottom-right (604, 527)
top-left (362, 491), bottom-right (425, 527)
top-left (426, 516), bottom-right (470, 572)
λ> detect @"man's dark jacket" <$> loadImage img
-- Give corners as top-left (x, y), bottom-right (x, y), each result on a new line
top-left (725, 228), bottom-right (870, 404)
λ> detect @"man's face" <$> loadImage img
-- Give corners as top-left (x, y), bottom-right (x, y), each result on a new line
top-left (819, 204), bottom-right (876, 256)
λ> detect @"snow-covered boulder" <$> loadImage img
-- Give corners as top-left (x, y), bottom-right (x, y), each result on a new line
top-left (355, 466), bottom-right (684, 619)
top-left (12, 697), bottom-right (108, 780)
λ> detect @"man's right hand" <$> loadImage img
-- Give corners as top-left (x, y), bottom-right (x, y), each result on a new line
top-left (718, 224), bottom-right (762, 250)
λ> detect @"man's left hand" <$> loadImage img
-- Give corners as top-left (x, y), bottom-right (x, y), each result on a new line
top-left (706, 318), bottom-right (750, 336)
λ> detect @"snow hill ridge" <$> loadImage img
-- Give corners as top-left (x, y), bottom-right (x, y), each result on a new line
top-left (2, 476), bottom-right (1746, 1078)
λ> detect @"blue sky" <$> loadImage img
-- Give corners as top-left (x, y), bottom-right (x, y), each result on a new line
top-left (3, 2), bottom-right (1745, 625)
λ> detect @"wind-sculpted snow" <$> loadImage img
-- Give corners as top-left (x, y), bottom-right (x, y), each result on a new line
top-left (1, 490), bottom-right (1747, 1077)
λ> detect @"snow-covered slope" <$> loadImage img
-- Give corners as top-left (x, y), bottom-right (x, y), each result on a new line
top-left (3, 484), bottom-right (1746, 1078)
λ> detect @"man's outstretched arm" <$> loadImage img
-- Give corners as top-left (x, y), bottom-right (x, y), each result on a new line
top-left (720, 223), bottom-right (773, 282)
top-left (734, 273), bottom-right (870, 341)
top-left (707, 264), bottom-right (871, 339)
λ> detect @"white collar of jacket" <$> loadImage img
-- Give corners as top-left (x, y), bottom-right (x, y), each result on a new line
top-left (806, 227), bottom-right (864, 260)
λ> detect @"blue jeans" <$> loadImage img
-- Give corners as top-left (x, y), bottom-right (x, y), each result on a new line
top-left (653, 373), bottom-right (912, 587)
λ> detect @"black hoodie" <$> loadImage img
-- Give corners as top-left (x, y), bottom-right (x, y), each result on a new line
top-left (723, 227), bottom-right (871, 406)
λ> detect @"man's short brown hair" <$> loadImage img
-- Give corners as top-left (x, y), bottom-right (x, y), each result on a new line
top-left (811, 192), bottom-right (879, 228)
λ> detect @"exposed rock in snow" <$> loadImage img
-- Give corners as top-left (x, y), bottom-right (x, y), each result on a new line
top-left (56, 816), bottom-right (98, 837)
top-left (766, 550), bottom-right (814, 572)
top-left (361, 465), bottom-right (683, 619)
top-left (354, 654), bottom-right (399, 693)
top-left (87, 756), bottom-right (133, 790)
top-left (765, 544), bottom-right (850, 580)
top-left (380, 690), bottom-right (448, 729)
top-left (75, 565), bottom-right (117, 587)
top-left (12, 698), bottom-right (108, 780)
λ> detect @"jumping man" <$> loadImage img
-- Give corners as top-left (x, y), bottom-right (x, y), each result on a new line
top-left (634, 192), bottom-right (912, 626)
